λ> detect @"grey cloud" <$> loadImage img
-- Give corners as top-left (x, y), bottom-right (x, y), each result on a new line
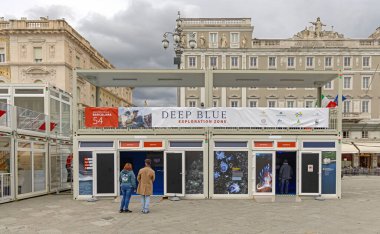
top-left (24, 5), bottom-right (75, 21)
top-left (133, 88), bottom-right (177, 107)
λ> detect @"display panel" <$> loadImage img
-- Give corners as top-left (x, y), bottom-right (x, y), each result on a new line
top-left (185, 151), bottom-right (203, 194)
top-left (301, 153), bottom-right (320, 194)
top-left (79, 151), bottom-right (93, 195)
top-left (166, 153), bottom-right (183, 194)
top-left (214, 151), bottom-right (248, 194)
top-left (255, 153), bottom-right (273, 193)
top-left (96, 153), bottom-right (115, 194)
top-left (322, 151), bottom-right (336, 194)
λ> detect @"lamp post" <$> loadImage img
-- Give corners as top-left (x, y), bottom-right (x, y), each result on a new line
top-left (162, 11), bottom-right (197, 69)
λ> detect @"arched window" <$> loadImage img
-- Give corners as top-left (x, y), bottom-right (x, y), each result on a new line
top-left (34, 79), bottom-right (43, 84)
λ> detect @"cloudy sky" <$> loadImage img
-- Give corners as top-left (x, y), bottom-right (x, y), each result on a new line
top-left (2, 0), bottom-right (380, 106)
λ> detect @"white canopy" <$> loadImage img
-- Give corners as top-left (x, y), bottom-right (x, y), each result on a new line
top-left (355, 143), bottom-right (380, 154)
top-left (342, 143), bottom-right (359, 154)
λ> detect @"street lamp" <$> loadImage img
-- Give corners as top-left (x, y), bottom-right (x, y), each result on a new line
top-left (162, 11), bottom-right (197, 69)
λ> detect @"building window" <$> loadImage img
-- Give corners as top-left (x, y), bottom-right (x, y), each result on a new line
top-left (325, 57), bottom-right (332, 68)
top-left (306, 57), bottom-right (314, 68)
top-left (343, 100), bottom-right (350, 113)
top-left (361, 100), bottom-right (370, 113)
top-left (209, 33), bottom-right (218, 48)
top-left (76, 56), bottom-right (81, 68)
top-left (324, 81), bottom-right (333, 90)
top-left (362, 76), bottom-right (371, 90)
top-left (77, 87), bottom-right (81, 102)
top-left (362, 56), bottom-right (370, 68)
top-left (268, 100), bottom-right (277, 108)
top-left (249, 100), bottom-right (258, 107)
top-left (249, 57), bottom-right (258, 68)
top-left (0, 48), bottom-right (5, 62)
top-left (34, 47), bottom-right (42, 63)
top-left (362, 131), bottom-right (369, 139)
top-left (343, 131), bottom-right (350, 139)
top-left (287, 57), bottom-right (295, 68)
top-left (286, 100), bottom-right (295, 108)
top-left (189, 57), bottom-right (196, 68)
top-left (231, 56), bottom-right (239, 68)
top-left (343, 76), bottom-right (352, 89)
top-left (188, 100), bottom-right (197, 107)
top-left (210, 57), bottom-right (217, 68)
top-left (230, 32), bottom-right (239, 48)
top-left (305, 100), bottom-right (314, 108)
top-left (343, 56), bottom-right (351, 68)
top-left (268, 57), bottom-right (276, 68)
top-left (187, 87), bottom-right (198, 90)
top-left (230, 100), bottom-right (239, 107)
top-left (213, 100), bottom-right (218, 107)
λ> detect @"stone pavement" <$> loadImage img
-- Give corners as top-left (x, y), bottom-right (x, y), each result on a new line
top-left (1, 176), bottom-right (380, 234)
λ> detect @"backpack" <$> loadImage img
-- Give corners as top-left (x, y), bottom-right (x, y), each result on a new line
top-left (121, 173), bottom-right (129, 183)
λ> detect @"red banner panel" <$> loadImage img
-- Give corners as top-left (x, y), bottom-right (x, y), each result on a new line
top-left (85, 107), bottom-right (118, 128)
top-left (277, 142), bottom-right (297, 148)
top-left (143, 141), bottom-right (163, 148)
top-left (120, 141), bottom-right (140, 148)
top-left (254, 141), bottom-right (273, 148)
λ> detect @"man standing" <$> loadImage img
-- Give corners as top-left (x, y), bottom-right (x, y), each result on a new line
top-left (279, 160), bottom-right (293, 194)
top-left (137, 159), bottom-right (155, 214)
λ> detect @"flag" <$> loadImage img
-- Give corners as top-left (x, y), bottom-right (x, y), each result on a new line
top-left (333, 95), bottom-right (347, 105)
top-left (321, 94), bottom-right (337, 108)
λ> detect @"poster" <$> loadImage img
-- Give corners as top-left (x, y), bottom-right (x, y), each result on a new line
top-left (185, 151), bottom-right (203, 194)
top-left (114, 107), bottom-right (329, 128)
top-left (255, 153), bottom-right (273, 193)
top-left (79, 151), bottom-right (93, 195)
top-left (214, 151), bottom-right (248, 194)
top-left (322, 151), bottom-right (336, 194)
top-left (85, 107), bottom-right (118, 128)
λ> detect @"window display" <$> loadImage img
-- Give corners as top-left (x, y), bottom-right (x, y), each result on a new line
top-left (255, 153), bottom-right (273, 193)
top-left (185, 151), bottom-right (203, 194)
top-left (214, 151), bottom-right (248, 194)
top-left (79, 151), bottom-right (93, 195)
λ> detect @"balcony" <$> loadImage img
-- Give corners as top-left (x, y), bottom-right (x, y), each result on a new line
top-left (343, 112), bottom-right (371, 120)
top-left (0, 102), bottom-right (70, 138)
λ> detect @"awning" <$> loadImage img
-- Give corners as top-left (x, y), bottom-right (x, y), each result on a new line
top-left (355, 143), bottom-right (380, 154)
top-left (342, 142), bottom-right (359, 154)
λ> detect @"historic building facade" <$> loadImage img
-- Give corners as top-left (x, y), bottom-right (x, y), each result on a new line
top-left (180, 17), bottom-right (380, 169)
top-left (0, 17), bottom-right (132, 107)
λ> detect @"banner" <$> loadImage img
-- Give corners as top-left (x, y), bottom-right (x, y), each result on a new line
top-left (85, 107), bottom-right (118, 128)
top-left (118, 107), bottom-right (329, 128)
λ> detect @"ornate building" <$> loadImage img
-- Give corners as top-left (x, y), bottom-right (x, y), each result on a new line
top-left (0, 17), bottom-right (132, 107)
top-left (180, 17), bottom-right (380, 169)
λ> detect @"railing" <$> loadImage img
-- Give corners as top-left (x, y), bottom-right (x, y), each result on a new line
top-left (16, 106), bottom-right (47, 133)
top-left (0, 102), bottom-right (11, 129)
top-left (0, 173), bottom-right (11, 200)
top-left (342, 167), bottom-right (380, 176)
top-left (343, 112), bottom-right (371, 120)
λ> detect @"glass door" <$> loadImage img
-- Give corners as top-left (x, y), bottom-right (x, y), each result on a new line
top-left (164, 151), bottom-right (185, 196)
top-left (253, 151), bottom-right (275, 195)
top-left (93, 151), bottom-right (117, 196)
top-left (300, 152), bottom-right (321, 195)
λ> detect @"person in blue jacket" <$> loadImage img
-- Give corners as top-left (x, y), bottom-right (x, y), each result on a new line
top-left (119, 163), bottom-right (136, 213)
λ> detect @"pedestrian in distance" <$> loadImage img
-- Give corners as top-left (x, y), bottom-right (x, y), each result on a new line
top-left (119, 163), bottom-right (136, 213)
top-left (137, 159), bottom-right (155, 214)
top-left (279, 159), bottom-right (293, 194)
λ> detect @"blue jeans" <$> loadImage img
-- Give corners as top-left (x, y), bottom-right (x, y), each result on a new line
top-left (120, 184), bottom-right (133, 210)
top-left (141, 195), bottom-right (150, 212)
top-left (280, 179), bottom-right (289, 194)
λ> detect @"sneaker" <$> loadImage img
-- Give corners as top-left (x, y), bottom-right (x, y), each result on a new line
top-left (125, 209), bottom-right (132, 213)
top-left (119, 210), bottom-right (124, 213)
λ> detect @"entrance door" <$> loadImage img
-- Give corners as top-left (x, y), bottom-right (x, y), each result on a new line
top-left (94, 152), bottom-right (117, 196)
top-left (164, 152), bottom-right (184, 196)
top-left (275, 151), bottom-right (297, 195)
top-left (253, 151), bottom-right (275, 195)
top-left (300, 152), bottom-right (321, 195)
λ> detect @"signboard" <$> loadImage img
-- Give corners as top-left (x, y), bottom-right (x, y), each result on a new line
top-left (85, 107), bottom-right (118, 128)
top-left (254, 141), bottom-right (273, 148)
top-left (118, 107), bottom-right (329, 128)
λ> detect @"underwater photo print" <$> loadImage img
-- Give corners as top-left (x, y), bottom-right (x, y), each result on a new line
top-left (255, 153), bottom-right (273, 193)
top-left (214, 151), bottom-right (248, 194)
top-left (185, 151), bottom-right (204, 194)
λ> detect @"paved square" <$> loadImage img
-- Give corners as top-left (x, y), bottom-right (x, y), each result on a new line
top-left (1, 176), bottom-right (380, 233)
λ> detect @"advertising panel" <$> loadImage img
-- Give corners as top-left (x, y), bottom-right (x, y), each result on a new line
top-left (322, 151), bottom-right (336, 194)
top-left (117, 107), bottom-right (329, 128)
top-left (85, 107), bottom-right (118, 128)
top-left (79, 151), bottom-right (93, 195)
top-left (255, 153), bottom-right (273, 193)
top-left (214, 151), bottom-right (248, 194)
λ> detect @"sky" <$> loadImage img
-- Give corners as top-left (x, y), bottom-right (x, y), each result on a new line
top-left (2, 0), bottom-right (380, 106)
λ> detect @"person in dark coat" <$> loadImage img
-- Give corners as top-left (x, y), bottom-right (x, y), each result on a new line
top-left (279, 160), bottom-right (293, 194)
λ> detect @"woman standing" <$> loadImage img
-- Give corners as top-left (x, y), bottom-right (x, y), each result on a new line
top-left (119, 163), bottom-right (136, 213)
